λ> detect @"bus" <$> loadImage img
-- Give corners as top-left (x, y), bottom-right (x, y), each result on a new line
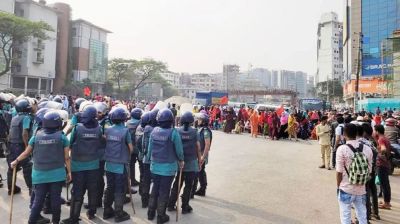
top-left (298, 98), bottom-right (327, 111)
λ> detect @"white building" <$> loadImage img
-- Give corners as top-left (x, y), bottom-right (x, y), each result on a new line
top-left (317, 12), bottom-right (343, 84)
top-left (0, 0), bottom-right (16, 91)
top-left (10, 0), bottom-right (58, 95)
top-left (250, 68), bottom-right (271, 87)
top-left (160, 72), bottom-right (181, 88)
top-left (191, 73), bottom-right (219, 91)
top-left (295, 71), bottom-right (307, 97)
top-left (271, 70), bottom-right (279, 88)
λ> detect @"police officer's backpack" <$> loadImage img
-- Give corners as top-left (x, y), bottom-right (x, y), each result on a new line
top-left (344, 144), bottom-right (370, 185)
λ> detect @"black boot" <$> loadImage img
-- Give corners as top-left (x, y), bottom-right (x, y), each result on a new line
top-left (7, 185), bottom-right (21, 195)
top-left (181, 190), bottom-right (192, 214)
top-left (102, 189), bottom-right (115, 220)
top-left (147, 195), bottom-right (157, 220)
top-left (114, 194), bottom-right (130, 223)
top-left (194, 188), bottom-right (206, 196)
top-left (36, 214), bottom-right (51, 224)
top-left (141, 193), bottom-right (149, 208)
top-left (157, 201), bottom-right (170, 224)
top-left (60, 199), bottom-right (82, 224)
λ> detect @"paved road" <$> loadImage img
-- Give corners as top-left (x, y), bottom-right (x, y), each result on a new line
top-left (0, 131), bottom-right (399, 224)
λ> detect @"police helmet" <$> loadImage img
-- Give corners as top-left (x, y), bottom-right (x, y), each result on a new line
top-left (157, 108), bottom-right (174, 126)
top-left (131, 108), bottom-right (143, 120)
top-left (149, 109), bottom-right (159, 126)
top-left (35, 108), bottom-right (50, 126)
top-left (109, 107), bottom-right (128, 122)
top-left (180, 111), bottom-right (194, 124)
top-left (79, 100), bottom-right (93, 112)
top-left (15, 98), bottom-right (32, 113)
top-left (141, 112), bottom-right (150, 128)
top-left (53, 95), bottom-right (62, 103)
top-left (93, 101), bottom-right (108, 115)
top-left (82, 105), bottom-right (98, 121)
top-left (75, 98), bottom-right (86, 110)
top-left (42, 111), bottom-right (63, 129)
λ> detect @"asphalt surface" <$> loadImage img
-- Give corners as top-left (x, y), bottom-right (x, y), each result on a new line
top-left (0, 131), bottom-right (399, 224)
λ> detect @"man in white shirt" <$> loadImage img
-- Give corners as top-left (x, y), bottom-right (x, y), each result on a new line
top-left (333, 116), bottom-right (345, 168)
top-left (336, 124), bottom-right (373, 224)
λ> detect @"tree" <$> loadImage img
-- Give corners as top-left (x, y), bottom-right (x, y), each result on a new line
top-left (108, 58), bottom-right (133, 93)
top-left (0, 12), bottom-right (54, 76)
top-left (129, 58), bottom-right (167, 92)
top-left (316, 80), bottom-right (343, 102)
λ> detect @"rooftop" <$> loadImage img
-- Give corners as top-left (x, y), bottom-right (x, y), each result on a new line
top-left (72, 18), bottom-right (112, 33)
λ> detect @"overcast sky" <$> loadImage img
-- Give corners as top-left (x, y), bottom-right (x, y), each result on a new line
top-left (47, 0), bottom-right (343, 76)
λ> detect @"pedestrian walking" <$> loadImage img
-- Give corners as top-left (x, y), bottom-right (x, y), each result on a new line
top-left (336, 124), bottom-right (373, 224)
top-left (374, 125), bottom-right (392, 210)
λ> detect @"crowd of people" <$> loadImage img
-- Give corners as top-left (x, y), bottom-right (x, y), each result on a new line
top-left (0, 92), bottom-right (212, 224)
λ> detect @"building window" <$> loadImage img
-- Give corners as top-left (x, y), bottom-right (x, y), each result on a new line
top-left (72, 28), bottom-right (77, 37)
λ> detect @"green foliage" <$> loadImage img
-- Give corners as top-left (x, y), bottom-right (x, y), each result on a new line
top-left (0, 12), bottom-right (54, 76)
top-left (108, 58), bottom-right (168, 98)
top-left (316, 80), bottom-right (343, 102)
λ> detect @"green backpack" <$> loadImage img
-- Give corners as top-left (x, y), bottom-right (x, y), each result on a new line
top-left (344, 144), bottom-right (370, 185)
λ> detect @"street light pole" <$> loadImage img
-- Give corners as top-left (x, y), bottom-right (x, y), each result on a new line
top-left (354, 32), bottom-right (363, 113)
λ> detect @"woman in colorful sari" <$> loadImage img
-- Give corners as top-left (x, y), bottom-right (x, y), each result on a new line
top-left (250, 110), bottom-right (259, 138)
top-left (287, 113), bottom-right (298, 141)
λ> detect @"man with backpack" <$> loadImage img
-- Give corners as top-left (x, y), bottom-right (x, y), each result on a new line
top-left (336, 123), bottom-right (373, 224)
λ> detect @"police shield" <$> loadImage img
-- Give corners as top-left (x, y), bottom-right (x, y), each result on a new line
top-left (152, 101), bottom-right (167, 111)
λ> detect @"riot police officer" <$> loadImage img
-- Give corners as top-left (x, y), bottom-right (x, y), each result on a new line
top-left (61, 105), bottom-right (103, 223)
top-left (65, 98), bottom-right (87, 135)
top-left (168, 111), bottom-right (201, 214)
top-left (127, 108), bottom-right (143, 188)
top-left (140, 112), bottom-right (153, 209)
top-left (103, 107), bottom-right (133, 223)
top-left (89, 101), bottom-right (111, 209)
top-left (7, 98), bottom-right (33, 195)
top-left (192, 112), bottom-right (212, 197)
top-left (147, 109), bottom-right (184, 224)
top-left (11, 111), bottom-right (72, 224)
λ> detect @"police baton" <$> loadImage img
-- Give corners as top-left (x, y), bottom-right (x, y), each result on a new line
top-left (125, 164), bottom-right (136, 214)
top-left (9, 166), bottom-right (17, 224)
top-left (176, 166), bottom-right (183, 222)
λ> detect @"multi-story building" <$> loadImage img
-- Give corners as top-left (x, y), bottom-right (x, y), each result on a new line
top-left (271, 70), bottom-right (279, 88)
top-left (250, 68), bottom-right (271, 87)
top-left (160, 72), bottom-right (181, 88)
top-left (317, 12), bottom-right (343, 84)
top-left (343, 0), bottom-right (400, 105)
top-left (71, 19), bottom-right (111, 94)
top-left (279, 70), bottom-right (296, 90)
top-left (10, 0), bottom-right (58, 95)
top-left (295, 71), bottom-right (307, 97)
top-left (223, 64), bottom-right (240, 91)
top-left (307, 75), bottom-right (316, 97)
top-left (135, 82), bottom-right (163, 101)
top-left (191, 73), bottom-right (219, 91)
top-left (0, 0), bottom-right (15, 90)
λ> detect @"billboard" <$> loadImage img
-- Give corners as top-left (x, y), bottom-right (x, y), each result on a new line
top-left (362, 57), bottom-right (392, 77)
top-left (344, 79), bottom-right (389, 96)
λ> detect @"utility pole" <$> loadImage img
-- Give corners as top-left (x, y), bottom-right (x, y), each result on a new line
top-left (354, 32), bottom-right (363, 113)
